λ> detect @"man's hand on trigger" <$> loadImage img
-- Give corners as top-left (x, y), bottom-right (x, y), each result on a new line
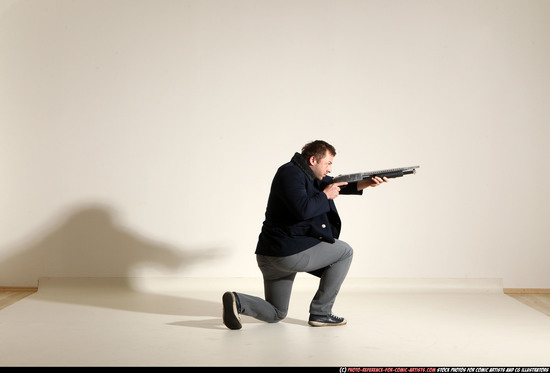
top-left (324, 182), bottom-right (348, 200)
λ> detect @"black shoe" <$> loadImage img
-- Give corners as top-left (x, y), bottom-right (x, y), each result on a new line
top-left (222, 291), bottom-right (242, 330)
top-left (308, 313), bottom-right (347, 327)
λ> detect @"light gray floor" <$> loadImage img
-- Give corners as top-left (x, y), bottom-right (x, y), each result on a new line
top-left (1, 277), bottom-right (549, 367)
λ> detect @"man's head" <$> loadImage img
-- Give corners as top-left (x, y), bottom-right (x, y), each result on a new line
top-left (301, 140), bottom-right (336, 180)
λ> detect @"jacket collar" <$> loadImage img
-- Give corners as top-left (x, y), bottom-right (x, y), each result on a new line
top-left (291, 152), bottom-right (316, 182)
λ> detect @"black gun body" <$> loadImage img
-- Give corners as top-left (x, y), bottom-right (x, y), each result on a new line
top-left (375, 169), bottom-right (416, 178)
top-left (377, 170), bottom-right (405, 179)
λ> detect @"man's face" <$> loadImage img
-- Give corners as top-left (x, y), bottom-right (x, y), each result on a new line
top-left (309, 151), bottom-right (334, 180)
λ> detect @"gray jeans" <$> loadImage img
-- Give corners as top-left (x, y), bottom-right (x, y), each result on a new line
top-left (234, 239), bottom-right (353, 323)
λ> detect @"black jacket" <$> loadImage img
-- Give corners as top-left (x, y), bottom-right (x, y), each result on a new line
top-left (255, 153), bottom-right (362, 257)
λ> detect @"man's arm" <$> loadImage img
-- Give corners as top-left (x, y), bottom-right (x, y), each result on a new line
top-left (278, 167), bottom-right (331, 221)
top-left (324, 181), bottom-right (349, 199)
top-left (357, 176), bottom-right (388, 191)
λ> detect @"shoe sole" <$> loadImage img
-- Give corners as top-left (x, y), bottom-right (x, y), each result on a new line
top-left (308, 319), bottom-right (347, 327)
top-left (222, 292), bottom-right (242, 330)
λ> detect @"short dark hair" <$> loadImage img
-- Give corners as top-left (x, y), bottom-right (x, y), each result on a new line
top-left (301, 140), bottom-right (336, 161)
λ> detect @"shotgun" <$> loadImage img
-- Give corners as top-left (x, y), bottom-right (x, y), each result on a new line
top-left (333, 165), bottom-right (419, 183)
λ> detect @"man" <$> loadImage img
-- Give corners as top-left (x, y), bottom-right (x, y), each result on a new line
top-left (222, 140), bottom-right (387, 329)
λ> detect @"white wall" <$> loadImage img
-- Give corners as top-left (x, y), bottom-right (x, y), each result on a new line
top-left (1, 0), bottom-right (549, 288)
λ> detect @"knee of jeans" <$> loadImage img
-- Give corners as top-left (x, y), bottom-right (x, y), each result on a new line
top-left (344, 244), bottom-right (354, 259)
top-left (269, 308), bottom-right (288, 323)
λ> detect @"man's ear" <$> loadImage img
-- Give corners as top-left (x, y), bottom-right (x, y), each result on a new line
top-left (308, 156), bottom-right (317, 166)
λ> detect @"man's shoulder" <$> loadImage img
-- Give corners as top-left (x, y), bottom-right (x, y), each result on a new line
top-left (276, 160), bottom-right (303, 177)
top-left (278, 160), bottom-right (296, 170)
top-left (273, 153), bottom-right (315, 183)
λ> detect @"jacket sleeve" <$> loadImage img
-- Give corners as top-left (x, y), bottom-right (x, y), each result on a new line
top-left (321, 177), bottom-right (363, 196)
top-left (276, 166), bottom-right (330, 221)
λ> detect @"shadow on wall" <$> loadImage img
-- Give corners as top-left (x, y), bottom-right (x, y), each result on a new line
top-left (0, 204), bottom-right (310, 327)
top-left (0, 203), bottom-right (224, 287)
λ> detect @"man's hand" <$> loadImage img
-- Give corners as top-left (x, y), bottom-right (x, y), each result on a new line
top-left (357, 176), bottom-right (388, 191)
top-left (324, 182), bottom-right (348, 200)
